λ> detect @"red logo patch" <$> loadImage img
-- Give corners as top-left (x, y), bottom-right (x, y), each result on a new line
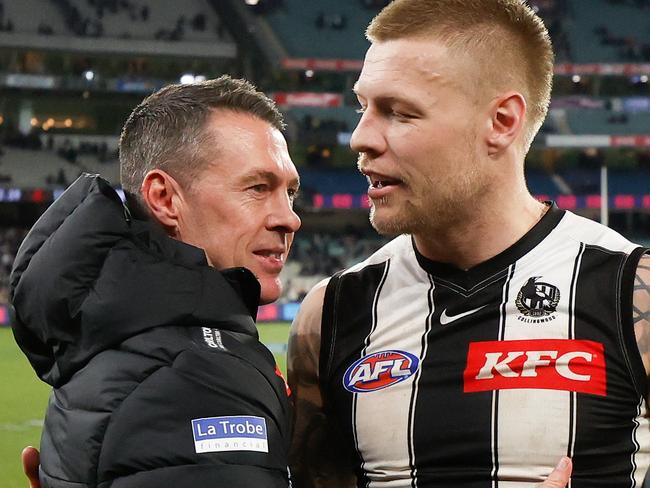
top-left (463, 339), bottom-right (606, 396)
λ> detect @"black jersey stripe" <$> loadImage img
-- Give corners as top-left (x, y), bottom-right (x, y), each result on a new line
top-left (407, 274), bottom-right (435, 488)
top-left (491, 263), bottom-right (516, 487)
top-left (567, 243), bottom-right (585, 468)
top-left (572, 245), bottom-right (640, 487)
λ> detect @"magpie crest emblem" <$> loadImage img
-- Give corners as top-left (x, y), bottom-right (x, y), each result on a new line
top-left (515, 277), bottom-right (560, 322)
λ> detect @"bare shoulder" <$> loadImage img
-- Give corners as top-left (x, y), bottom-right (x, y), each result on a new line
top-left (288, 278), bottom-right (356, 487)
top-left (632, 254), bottom-right (650, 377)
top-left (287, 277), bottom-right (329, 385)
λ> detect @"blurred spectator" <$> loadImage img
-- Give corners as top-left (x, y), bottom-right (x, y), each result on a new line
top-left (291, 232), bottom-right (387, 278)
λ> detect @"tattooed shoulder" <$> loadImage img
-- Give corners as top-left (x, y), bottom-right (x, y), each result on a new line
top-left (633, 254), bottom-right (650, 375)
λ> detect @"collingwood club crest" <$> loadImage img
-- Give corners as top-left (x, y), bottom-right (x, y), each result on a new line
top-left (516, 276), bottom-right (560, 323)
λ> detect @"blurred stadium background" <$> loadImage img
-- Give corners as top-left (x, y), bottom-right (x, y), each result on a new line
top-left (0, 0), bottom-right (648, 485)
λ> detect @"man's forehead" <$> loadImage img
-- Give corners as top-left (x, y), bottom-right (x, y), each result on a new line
top-left (201, 114), bottom-right (297, 183)
top-left (355, 39), bottom-right (473, 99)
top-left (359, 41), bottom-right (444, 80)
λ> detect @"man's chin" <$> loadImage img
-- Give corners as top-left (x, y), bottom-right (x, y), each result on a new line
top-left (258, 277), bottom-right (282, 305)
top-left (370, 211), bottom-right (409, 237)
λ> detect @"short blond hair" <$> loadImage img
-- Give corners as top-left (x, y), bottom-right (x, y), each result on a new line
top-left (367, 0), bottom-right (554, 151)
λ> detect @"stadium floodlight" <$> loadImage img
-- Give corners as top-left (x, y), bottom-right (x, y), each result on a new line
top-left (571, 75), bottom-right (581, 83)
top-left (180, 73), bottom-right (196, 84)
top-left (245, 0), bottom-right (260, 5)
top-left (83, 70), bottom-right (95, 82)
top-left (641, 75), bottom-right (649, 84)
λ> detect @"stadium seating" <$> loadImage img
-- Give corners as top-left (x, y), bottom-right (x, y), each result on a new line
top-left (566, 109), bottom-right (650, 135)
top-left (0, 146), bottom-right (119, 187)
top-left (262, 0), bottom-right (374, 59)
top-left (4, 0), bottom-right (229, 42)
top-left (567, 0), bottom-right (650, 62)
top-left (3, 0), bottom-right (67, 35)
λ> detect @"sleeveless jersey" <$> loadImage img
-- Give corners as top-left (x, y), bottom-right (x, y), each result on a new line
top-left (320, 206), bottom-right (650, 487)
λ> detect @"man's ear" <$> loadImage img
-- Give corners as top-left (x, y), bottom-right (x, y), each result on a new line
top-left (140, 169), bottom-right (185, 237)
top-left (485, 91), bottom-right (527, 156)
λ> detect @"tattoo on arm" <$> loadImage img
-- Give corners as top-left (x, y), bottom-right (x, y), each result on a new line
top-left (288, 287), bottom-right (357, 488)
top-left (633, 255), bottom-right (650, 381)
top-left (634, 258), bottom-right (650, 324)
top-left (289, 397), bottom-right (357, 488)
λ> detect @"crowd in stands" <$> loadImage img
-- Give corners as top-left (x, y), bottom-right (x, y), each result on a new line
top-left (0, 123), bottom-right (118, 185)
top-left (595, 0), bottom-right (650, 61)
top-left (531, 0), bottom-right (572, 61)
top-left (594, 25), bottom-right (650, 62)
top-left (50, 0), bottom-right (108, 37)
top-left (291, 232), bottom-right (385, 274)
top-left (154, 12), bottom-right (212, 42)
top-left (46, 0), bottom-right (223, 41)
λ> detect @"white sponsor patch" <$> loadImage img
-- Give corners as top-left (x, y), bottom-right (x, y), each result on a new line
top-left (191, 415), bottom-right (268, 453)
top-left (202, 327), bottom-right (225, 350)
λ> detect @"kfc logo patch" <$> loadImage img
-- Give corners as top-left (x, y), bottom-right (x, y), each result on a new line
top-left (464, 339), bottom-right (606, 396)
top-left (343, 350), bottom-right (419, 393)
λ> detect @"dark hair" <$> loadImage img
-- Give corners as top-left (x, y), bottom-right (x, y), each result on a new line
top-left (119, 75), bottom-right (284, 211)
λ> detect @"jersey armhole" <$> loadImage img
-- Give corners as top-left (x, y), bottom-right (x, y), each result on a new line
top-left (319, 271), bottom-right (343, 390)
top-left (619, 246), bottom-right (649, 398)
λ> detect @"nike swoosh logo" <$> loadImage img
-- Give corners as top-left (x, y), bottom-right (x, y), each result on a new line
top-left (439, 305), bottom-right (487, 326)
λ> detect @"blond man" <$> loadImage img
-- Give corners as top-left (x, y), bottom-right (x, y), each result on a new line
top-left (289, 1), bottom-right (650, 486)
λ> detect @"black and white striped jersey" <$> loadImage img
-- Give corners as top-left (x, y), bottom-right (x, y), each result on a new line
top-left (319, 206), bottom-right (650, 487)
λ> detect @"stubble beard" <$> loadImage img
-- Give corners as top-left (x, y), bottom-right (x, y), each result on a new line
top-left (369, 163), bottom-right (487, 237)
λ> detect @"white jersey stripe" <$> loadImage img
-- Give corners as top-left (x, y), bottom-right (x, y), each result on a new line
top-left (567, 243), bottom-right (585, 484)
top-left (354, 249), bottom-right (435, 488)
top-left (496, 231), bottom-right (583, 485)
top-left (352, 260), bottom-right (391, 487)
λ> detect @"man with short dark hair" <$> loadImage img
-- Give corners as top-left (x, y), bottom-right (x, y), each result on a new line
top-left (288, 1), bottom-right (650, 486)
top-left (13, 75), bottom-right (300, 487)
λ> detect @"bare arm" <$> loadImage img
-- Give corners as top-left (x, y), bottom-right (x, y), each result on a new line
top-left (288, 280), bottom-right (356, 488)
top-left (633, 254), bottom-right (650, 396)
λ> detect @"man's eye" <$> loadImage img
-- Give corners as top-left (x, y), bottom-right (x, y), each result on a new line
top-left (288, 188), bottom-right (300, 201)
top-left (250, 184), bottom-right (268, 193)
top-left (391, 110), bottom-right (412, 119)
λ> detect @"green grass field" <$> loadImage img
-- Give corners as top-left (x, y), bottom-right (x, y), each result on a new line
top-left (0, 322), bottom-right (290, 487)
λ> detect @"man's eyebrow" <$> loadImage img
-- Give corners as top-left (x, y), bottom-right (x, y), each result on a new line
top-left (240, 170), bottom-right (300, 188)
top-left (352, 85), bottom-right (422, 111)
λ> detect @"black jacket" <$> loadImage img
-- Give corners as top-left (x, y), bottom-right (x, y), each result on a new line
top-left (10, 174), bottom-right (291, 487)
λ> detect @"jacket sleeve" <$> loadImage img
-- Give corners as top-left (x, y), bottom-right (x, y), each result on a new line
top-left (38, 326), bottom-right (291, 488)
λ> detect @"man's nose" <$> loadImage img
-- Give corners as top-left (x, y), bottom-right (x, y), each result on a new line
top-left (350, 110), bottom-right (387, 157)
top-left (267, 194), bottom-right (301, 233)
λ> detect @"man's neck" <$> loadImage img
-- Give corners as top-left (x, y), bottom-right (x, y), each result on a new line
top-left (413, 191), bottom-right (548, 271)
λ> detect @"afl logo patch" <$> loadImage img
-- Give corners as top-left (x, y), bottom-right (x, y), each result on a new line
top-left (343, 350), bottom-right (419, 393)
